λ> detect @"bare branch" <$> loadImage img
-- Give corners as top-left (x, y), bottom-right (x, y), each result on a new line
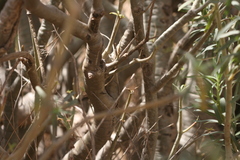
top-left (0, 51), bottom-right (41, 90)
top-left (0, 146), bottom-right (9, 159)
top-left (102, 0), bottom-right (126, 58)
top-left (88, 0), bottom-right (104, 33)
top-left (23, 0), bottom-right (90, 42)
top-left (7, 101), bottom-right (52, 160)
top-left (152, 0), bottom-right (211, 54)
top-left (130, 0), bottom-right (157, 159)
top-left (151, 22), bottom-right (216, 94)
top-left (0, 0), bottom-right (23, 51)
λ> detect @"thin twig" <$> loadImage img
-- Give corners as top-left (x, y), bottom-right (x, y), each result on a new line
top-left (0, 146), bottom-right (9, 159)
top-left (43, 94), bottom-right (178, 160)
top-left (106, 0), bottom-right (156, 72)
top-left (214, 3), bottom-right (234, 160)
top-left (0, 51), bottom-right (41, 90)
top-left (151, 22), bottom-right (216, 94)
top-left (168, 96), bottom-right (183, 159)
top-left (24, 0), bottom-right (90, 42)
top-left (152, 0), bottom-right (211, 55)
top-left (102, 0), bottom-right (126, 59)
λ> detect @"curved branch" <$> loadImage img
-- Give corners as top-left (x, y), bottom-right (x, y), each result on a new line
top-left (152, 0), bottom-right (211, 54)
top-left (23, 0), bottom-right (91, 42)
top-left (0, 0), bottom-right (23, 50)
top-left (151, 23), bottom-right (216, 94)
top-left (0, 146), bottom-right (9, 159)
top-left (130, 0), bottom-right (157, 160)
top-left (0, 51), bottom-right (41, 90)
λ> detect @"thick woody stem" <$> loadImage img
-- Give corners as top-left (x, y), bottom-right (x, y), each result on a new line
top-left (23, 0), bottom-right (91, 42)
top-left (0, 51), bottom-right (41, 90)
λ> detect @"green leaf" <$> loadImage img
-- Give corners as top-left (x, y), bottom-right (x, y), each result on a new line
top-left (216, 17), bottom-right (240, 40)
top-left (232, 0), bottom-right (240, 10)
top-left (197, 119), bottom-right (219, 123)
top-left (109, 11), bottom-right (118, 16)
top-left (212, 104), bottom-right (224, 124)
top-left (35, 86), bottom-right (46, 98)
top-left (217, 30), bottom-right (240, 39)
top-left (109, 11), bottom-right (125, 19)
top-left (178, 0), bottom-right (194, 11)
top-left (202, 44), bottom-right (216, 54)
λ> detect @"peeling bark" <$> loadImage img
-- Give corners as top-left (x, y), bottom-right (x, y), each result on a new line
top-left (0, 0), bottom-right (23, 52)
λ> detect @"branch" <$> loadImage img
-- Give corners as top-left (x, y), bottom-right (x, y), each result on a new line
top-left (62, 93), bottom-right (178, 160)
top-left (88, 0), bottom-right (104, 33)
top-left (130, 0), bottom-right (157, 160)
top-left (0, 0), bottom-right (23, 51)
top-left (102, 0), bottom-right (126, 58)
top-left (0, 51), bottom-right (41, 90)
top-left (0, 146), bottom-right (9, 159)
top-left (62, 0), bottom-right (85, 21)
top-left (151, 22), bottom-right (216, 93)
top-left (152, 0), bottom-right (211, 55)
top-left (23, 0), bottom-right (91, 42)
top-left (7, 99), bottom-right (52, 160)
top-left (96, 110), bottom-right (145, 160)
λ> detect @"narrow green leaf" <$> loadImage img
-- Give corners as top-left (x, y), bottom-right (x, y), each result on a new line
top-left (178, 0), bottom-right (194, 11)
top-left (109, 12), bottom-right (118, 16)
top-left (35, 86), bottom-right (46, 98)
top-left (217, 30), bottom-right (240, 39)
top-left (216, 17), bottom-right (240, 40)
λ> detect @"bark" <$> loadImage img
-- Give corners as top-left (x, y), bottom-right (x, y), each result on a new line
top-left (0, 0), bottom-right (24, 152)
top-left (61, 0), bottom-right (116, 159)
top-left (152, 1), bottom-right (211, 55)
top-left (3, 73), bottom-right (21, 151)
top-left (130, 0), bottom-right (158, 159)
top-left (144, 1), bottom-right (178, 159)
top-left (23, 0), bottom-right (90, 42)
top-left (95, 110), bottom-right (145, 159)
top-left (18, 9), bottom-right (33, 51)
top-left (0, 0), bottom-right (23, 53)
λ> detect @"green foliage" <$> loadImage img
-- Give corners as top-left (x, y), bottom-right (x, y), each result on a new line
top-left (176, 1), bottom-right (240, 158)
top-left (109, 10), bottom-right (125, 19)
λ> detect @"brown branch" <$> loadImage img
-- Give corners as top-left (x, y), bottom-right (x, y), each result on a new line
top-left (7, 103), bottom-right (52, 160)
top-left (0, 0), bottom-right (23, 51)
top-left (151, 23), bottom-right (216, 94)
top-left (62, 94), bottom-right (178, 160)
top-left (23, 0), bottom-right (91, 42)
top-left (62, 0), bottom-right (84, 21)
top-left (96, 110), bottom-right (145, 159)
top-left (0, 146), bottom-right (9, 159)
top-left (152, 0), bottom-right (211, 54)
top-left (130, 0), bottom-right (158, 160)
top-left (88, 0), bottom-right (104, 33)
top-left (0, 51), bottom-right (41, 90)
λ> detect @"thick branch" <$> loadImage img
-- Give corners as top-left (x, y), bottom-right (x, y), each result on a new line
top-left (0, 0), bottom-right (23, 51)
top-left (62, 94), bottom-right (178, 159)
top-left (23, 0), bottom-right (90, 42)
top-left (151, 23), bottom-right (215, 93)
top-left (130, 0), bottom-right (158, 160)
top-left (0, 51), bottom-right (41, 90)
top-left (152, 0), bottom-right (211, 54)
top-left (88, 0), bottom-right (104, 33)
top-left (7, 99), bottom-right (52, 160)
top-left (0, 146), bottom-right (9, 159)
